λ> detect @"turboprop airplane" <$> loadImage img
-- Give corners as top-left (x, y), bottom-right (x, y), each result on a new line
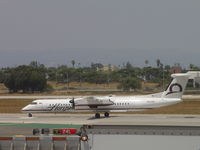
top-left (22, 73), bottom-right (190, 118)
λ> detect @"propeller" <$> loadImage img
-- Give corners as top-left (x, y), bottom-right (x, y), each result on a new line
top-left (69, 97), bottom-right (75, 108)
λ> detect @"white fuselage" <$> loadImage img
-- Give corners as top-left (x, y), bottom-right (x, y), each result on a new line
top-left (21, 96), bottom-right (182, 113)
top-left (22, 99), bottom-right (73, 113)
top-left (74, 96), bottom-right (182, 112)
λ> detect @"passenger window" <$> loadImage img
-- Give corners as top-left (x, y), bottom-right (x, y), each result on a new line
top-left (31, 102), bottom-right (37, 105)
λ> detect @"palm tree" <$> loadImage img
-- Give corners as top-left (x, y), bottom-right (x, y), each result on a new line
top-left (71, 60), bottom-right (75, 68)
top-left (145, 60), bottom-right (149, 67)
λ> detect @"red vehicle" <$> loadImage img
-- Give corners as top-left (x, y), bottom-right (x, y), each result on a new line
top-left (53, 128), bottom-right (78, 135)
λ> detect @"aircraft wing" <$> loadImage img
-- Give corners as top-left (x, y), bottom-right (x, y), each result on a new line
top-left (75, 96), bottom-right (114, 109)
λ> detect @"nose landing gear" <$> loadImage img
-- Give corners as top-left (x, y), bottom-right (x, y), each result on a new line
top-left (28, 113), bottom-right (32, 117)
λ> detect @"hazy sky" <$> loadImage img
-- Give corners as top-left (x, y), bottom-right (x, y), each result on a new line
top-left (0, 0), bottom-right (200, 68)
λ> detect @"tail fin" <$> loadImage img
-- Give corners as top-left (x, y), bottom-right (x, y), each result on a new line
top-left (162, 73), bottom-right (190, 99)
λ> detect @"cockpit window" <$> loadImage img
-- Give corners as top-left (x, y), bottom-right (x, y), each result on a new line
top-left (30, 102), bottom-right (37, 105)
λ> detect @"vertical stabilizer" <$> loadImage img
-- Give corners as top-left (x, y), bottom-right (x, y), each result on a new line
top-left (162, 73), bottom-right (190, 99)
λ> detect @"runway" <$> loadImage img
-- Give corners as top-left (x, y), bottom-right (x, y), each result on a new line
top-left (1, 113), bottom-right (200, 126)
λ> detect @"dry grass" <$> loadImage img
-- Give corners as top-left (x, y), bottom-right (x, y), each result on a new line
top-left (0, 84), bottom-right (8, 94)
top-left (0, 98), bottom-right (200, 114)
top-left (48, 81), bottom-right (119, 89)
top-left (49, 81), bottom-right (159, 90)
top-left (1, 81), bottom-right (158, 91)
top-left (0, 84), bottom-right (5, 89)
top-left (141, 82), bottom-right (159, 88)
top-left (0, 99), bottom-right (32, 113)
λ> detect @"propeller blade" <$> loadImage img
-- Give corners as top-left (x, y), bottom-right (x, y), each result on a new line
top-left (69, 97), bottom-right (75, 108)
top-left (69, 97), bottom-right (74, 103)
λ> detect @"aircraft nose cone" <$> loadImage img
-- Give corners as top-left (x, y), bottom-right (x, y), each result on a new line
top-left (21, 106), bottom-right (29, 112)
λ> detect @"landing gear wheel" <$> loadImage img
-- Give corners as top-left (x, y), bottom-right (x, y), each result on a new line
top-left (28, 113), bottom-right (32, 117)
top-left (104, 112), bottom-right (109, 117)
top-left (95, 113), bottom-right (100, 118)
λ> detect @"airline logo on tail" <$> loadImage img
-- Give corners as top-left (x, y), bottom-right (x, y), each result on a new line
top-left (166, 83), bottom-right (183, 95)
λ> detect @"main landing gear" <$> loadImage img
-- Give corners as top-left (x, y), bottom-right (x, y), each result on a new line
top-left (104, 112), bottom-right (109, 117)
top-left (94, 112), bottom-right (110, 118)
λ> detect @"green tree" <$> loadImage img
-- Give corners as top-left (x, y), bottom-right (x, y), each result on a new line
top-left (29, 71), bottom-right (46, 92)
top-left (189, 64), bottom-right (199, 71)
top-left (126, 61), bottom-right (133, 70)
top-left (118, 77), bottom-right (141, 91)
top-left (0, 69), bottom-right (5, 83)
top-left (4, 70), bottom-right (18, 92)
top-left (47, 67), bottom-right (57, 81)
top-left (4, 64), bottom-right (47, 93)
